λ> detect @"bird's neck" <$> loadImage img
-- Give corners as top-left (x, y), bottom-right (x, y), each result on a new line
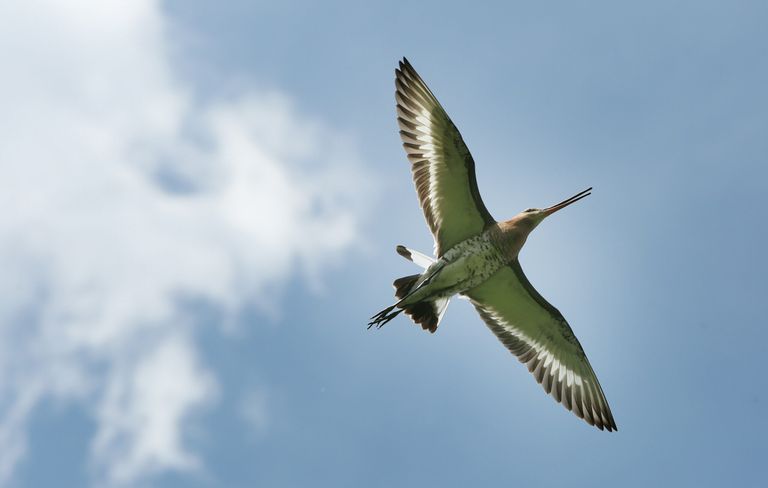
top-left (488, 219), bottom-right (532, 263)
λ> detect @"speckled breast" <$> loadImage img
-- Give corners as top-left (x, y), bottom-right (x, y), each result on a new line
top-left (439, 231), bottom-right (507, 294)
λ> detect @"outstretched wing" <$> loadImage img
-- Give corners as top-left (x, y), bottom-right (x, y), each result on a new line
top-left (464, 261), bottom-right (617, 431)
top-left (395, 58), bottom-right (495, 256)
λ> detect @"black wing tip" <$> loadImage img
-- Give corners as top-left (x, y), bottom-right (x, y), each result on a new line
top-left (593, 409), bottom-right (618, 432)
top-left (396, 244), bottom-right (412, 260)
top-left (397, 57), bottom-right (416, 78)
top-left (580, 413), bottom-right (617, 432)
top-left (395, 56), bottom-right (413, 74)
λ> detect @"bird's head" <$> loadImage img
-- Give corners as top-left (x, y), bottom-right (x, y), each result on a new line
top-left (495, 187), bottom-right (592, 261)
top-left (510, 187), bottom-right (593, 233)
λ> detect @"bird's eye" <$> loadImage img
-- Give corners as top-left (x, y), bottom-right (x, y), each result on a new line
top-left (524, 208), bottom-right (536, 213)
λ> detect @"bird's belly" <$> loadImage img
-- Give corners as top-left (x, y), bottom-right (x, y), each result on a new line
top-left (423, 233), bottom-right (506, 297)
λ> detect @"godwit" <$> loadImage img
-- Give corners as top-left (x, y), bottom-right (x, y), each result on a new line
top-left (369, 58), bottom-right (617, 431)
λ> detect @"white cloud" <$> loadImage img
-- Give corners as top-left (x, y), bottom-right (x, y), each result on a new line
top-left (239, 388), bottom-right (269, 437)
top-left (0, 0), bottom-right (367, 485)
top-left (91, 334), bottom-right (216, 484)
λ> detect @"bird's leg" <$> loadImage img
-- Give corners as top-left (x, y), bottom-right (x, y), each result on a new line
top-left (367, 304), bottom-right (403, 329)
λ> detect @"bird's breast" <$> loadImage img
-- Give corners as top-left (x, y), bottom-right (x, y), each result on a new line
top-left (435, 232), bottom-right (507, 293)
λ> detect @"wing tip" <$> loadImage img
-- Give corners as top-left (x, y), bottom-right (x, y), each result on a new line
top-left (588, 404), bottom-right (618, 432)
top-left (395, 57), bottom-right (420, 87)
top-left (396, 57), bottom-right (412, 79)
top-left (396, 244), bottom-right (412, 261)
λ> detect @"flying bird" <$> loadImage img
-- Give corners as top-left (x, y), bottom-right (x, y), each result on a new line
top-left (369, 58), bottom-right (617, 432)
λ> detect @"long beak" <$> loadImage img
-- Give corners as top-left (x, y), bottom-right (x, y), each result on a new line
top-left (543, 187), bottom-right (592, 216)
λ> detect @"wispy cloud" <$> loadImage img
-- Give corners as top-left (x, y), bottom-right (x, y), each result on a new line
top-left (239, 388), bottom-right (269, 437)
top-left (91, 335), bottom-right (217, 484)
top-left (0, 0), bottom-right (368, 485)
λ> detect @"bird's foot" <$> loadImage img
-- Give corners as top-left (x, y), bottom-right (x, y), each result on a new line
top-left (367, 305), bottom-right (401, 329)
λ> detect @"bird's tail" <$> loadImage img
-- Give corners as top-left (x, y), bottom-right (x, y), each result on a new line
top-left (367, 274), bottom-right (419, 329)
top-left (401, 296), bottom-right (450, 333)
top-left (368, 272), bottom-right (450, 333)
top-left (393, 273), bottom-right (421, 299)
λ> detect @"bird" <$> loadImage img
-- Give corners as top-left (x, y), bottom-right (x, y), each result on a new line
top-left (368, 58), bottom-right (617, 432)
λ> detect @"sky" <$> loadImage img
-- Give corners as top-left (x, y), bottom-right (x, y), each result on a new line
top-left (1, 0), bottom-right (766, 487)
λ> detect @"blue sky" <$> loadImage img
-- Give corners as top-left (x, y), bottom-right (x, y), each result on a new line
top-left (1, 1), bottom-right (767, 486)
